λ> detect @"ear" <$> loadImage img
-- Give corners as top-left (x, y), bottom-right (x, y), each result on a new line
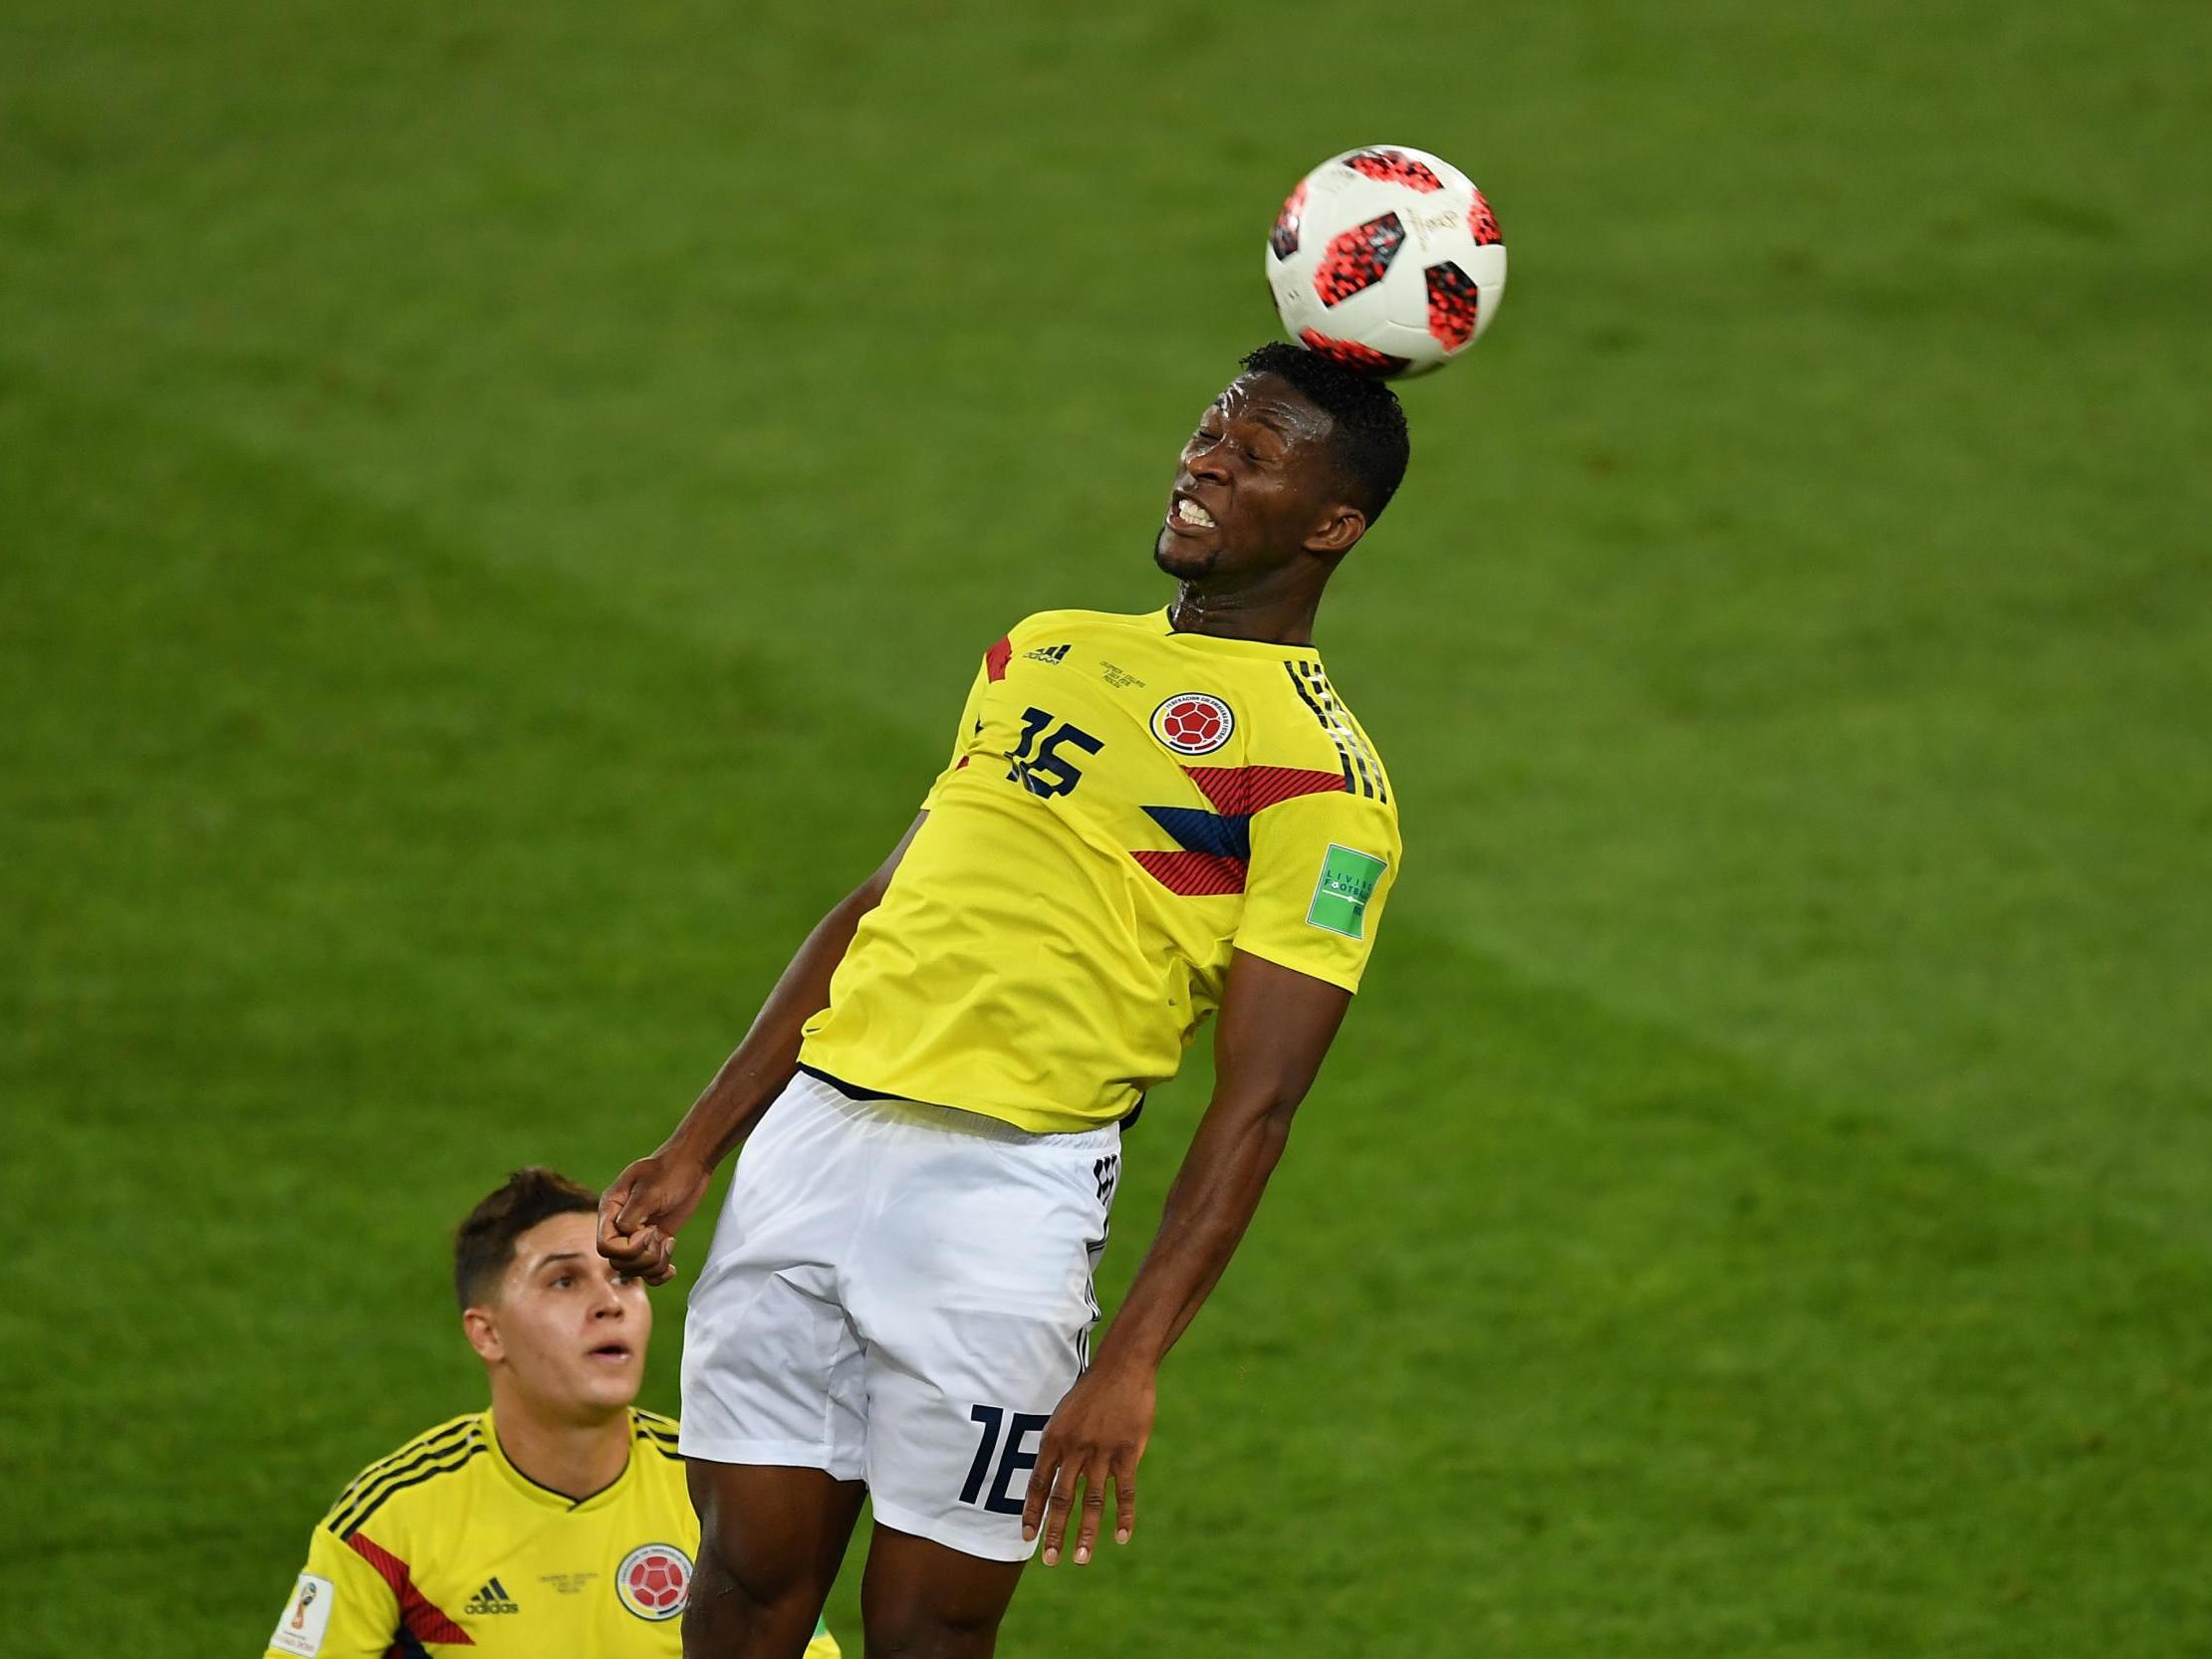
top-left (462, 1304), bottom-right (504, 1365)
top-left (1303, 503), bottom-right (1367, 559)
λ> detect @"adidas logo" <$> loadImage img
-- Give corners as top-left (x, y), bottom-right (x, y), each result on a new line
top-left (464, 1577), bottom-right (520, 1615)
top-left (1024, 643), bottom-right (1072, 664)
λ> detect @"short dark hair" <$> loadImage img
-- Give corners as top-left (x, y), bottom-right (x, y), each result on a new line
top-left (453, 1167), bottom-right (600, 1310)
top-left (1238, 342), bottom-right (1411, 525)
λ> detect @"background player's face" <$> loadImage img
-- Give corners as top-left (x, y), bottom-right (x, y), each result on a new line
top-left (470, 1211), bottom-right (652, 1420)
top-left (1155, 371), bottom-right (1364, 586)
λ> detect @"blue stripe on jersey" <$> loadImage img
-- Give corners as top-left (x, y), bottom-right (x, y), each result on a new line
top-left (1143, 806), bottom-right (1252, 861)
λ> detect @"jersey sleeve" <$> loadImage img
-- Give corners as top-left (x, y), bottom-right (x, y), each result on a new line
top-left (1233, 788), bottom-right (1401, 993)
top-left (263, 1521), bottom-right (400, 1659)
top-left (918, 634), bottom-right (1009, 810)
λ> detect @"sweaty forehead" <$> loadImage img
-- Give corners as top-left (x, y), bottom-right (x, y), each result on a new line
top-left (511, 1211), bottom-right (598, 1272)
top-left (1214, 373), bottom-right (1334, 447)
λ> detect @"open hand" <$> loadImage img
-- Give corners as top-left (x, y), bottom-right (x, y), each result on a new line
top-left (597, 1153), bottom-right (713, 1286)
top-left (1022, 1359), bottom-right (1155, 1566)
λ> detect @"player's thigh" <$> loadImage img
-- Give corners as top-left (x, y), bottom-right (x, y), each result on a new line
top-left (683, 1073), bottom-right (871, 1477)
top-left (859, 1522), bottom-right (1026, 1659)
top-left (689, 1461), bottom-right (865, 1617)
top-left (851, 1114), bottom-right (1116, 1561)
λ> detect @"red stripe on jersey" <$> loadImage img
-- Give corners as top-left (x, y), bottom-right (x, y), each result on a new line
top-left (984, 636), bottom-right (1013, 682)
top-left (1131, 849), bottom-right (1248, 896)
top-left (1181, 764), bottom-right (1346, 815)
top-left (346, 1532), bottom-right (476, 1647)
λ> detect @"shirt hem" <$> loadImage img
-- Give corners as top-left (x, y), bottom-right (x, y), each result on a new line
top-left (1229, 938), bottom-right (1365, 995)
top-left (795, 1048), bottom-right (1136, 1136)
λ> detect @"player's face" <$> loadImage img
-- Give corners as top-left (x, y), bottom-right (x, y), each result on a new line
top-left (1155, 372), bottom-right (1359, 584)
top-left (481, 1212), bottom-right (652, 1420)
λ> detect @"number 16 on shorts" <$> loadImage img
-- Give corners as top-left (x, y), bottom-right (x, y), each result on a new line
top-left (960, 1405), bottom-right (1051, 1516)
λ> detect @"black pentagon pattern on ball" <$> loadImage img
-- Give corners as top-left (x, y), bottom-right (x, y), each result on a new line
top-left (1424, 262), bottom-right (1481, 350)
top-left (1312, 212), bottom-right (1406, 307)
top-left (1298, 327), bottom-right (1412, 377)
top-left (1270, 180), bottom-right (1307, 260)
top-left (1344, 149), bottom-right (1443, 192)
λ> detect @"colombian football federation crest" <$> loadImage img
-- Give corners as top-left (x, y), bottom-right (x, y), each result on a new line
top-left (1151, 692), bottom-right (1234, 756)
top-left (615, 1542), bottom-right (692, 1621)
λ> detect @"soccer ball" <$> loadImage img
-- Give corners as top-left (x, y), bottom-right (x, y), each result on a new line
top-left (1265, 146), bottom-right (1507, 378)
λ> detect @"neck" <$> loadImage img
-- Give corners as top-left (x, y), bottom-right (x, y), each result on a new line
top-left (487, 1385), bottom-right (631, 1502)
top-left (1165, 568), bottom-right (1325, 646)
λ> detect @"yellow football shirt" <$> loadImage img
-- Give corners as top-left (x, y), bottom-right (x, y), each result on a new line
top-left (266, 1408), bottom-right (839, 1658)
top-left (799, 606), bottom-right (1401, 1132)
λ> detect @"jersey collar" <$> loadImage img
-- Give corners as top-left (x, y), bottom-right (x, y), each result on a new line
top-left (482, 1407), bottom-right (637, 1514)
top-left (1153, 605), bottom-right (1318, 657)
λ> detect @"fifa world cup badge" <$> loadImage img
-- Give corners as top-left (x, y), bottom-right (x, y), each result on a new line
top-left (271, 1574), bottom-right (335, 1656)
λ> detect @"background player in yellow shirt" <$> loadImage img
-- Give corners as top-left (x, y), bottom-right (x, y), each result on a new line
top-left (601, 343), bottom-right (1407, 1657)
top-left (265, 1168), bottom-right (839, 1659)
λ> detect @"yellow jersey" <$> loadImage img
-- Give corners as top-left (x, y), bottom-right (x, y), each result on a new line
top-left (799, 606), bottom-right (1401, 1132)
top-left (266, 1408), bottom-right (839, 1659)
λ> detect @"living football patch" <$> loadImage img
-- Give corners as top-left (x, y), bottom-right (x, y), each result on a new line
top-left (1307, 843), bottom-right (1386, 938)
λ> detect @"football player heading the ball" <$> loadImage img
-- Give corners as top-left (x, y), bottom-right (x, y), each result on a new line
top-left (602, 343), bottom-right (1409, 1657)
top-left (266, 1168), bottom-right (839, 1659)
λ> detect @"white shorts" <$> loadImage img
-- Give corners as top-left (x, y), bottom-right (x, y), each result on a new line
top-left (680, 1069), bottom-right (1122, 1561)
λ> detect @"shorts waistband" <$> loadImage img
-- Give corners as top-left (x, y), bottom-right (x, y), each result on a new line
top-left (794, 1066), bottom-right (1120, 1149)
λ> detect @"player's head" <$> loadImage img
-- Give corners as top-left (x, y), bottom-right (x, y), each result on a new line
top-left (454, 1167), bottom-right (650, 1421)
top-left (1155, 343), bottom-right (1410, 588)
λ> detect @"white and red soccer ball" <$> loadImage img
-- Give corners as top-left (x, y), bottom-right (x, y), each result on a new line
top-left (1265, 145), bottom-right (1507, 378)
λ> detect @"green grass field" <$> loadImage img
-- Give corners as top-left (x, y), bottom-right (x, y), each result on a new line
top-left (5, 1), bottom-right (2209, 1652)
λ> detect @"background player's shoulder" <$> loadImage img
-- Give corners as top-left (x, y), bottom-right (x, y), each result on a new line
top-left (627, 1411), bottom-right (698, 1538)
top-left (629, 1406), bottom-right (684, 1464)
top-left (318, 1410), bottom-right (489, 1538)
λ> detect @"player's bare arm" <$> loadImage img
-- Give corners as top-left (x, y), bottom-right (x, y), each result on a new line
top-left (597, 814), bottom-right (925, 1284)
top-left (1022, 948), bottom-right (1353, 1566)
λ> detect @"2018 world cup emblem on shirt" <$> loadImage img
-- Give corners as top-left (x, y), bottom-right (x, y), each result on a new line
top-left (1150, 692), bottom-right (1235, 755)
top-left (270, 1573), bottom-right (334, 1656)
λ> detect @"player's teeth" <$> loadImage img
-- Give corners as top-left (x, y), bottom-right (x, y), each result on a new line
top-left (1178, 500), bottom-right (1214, 526)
